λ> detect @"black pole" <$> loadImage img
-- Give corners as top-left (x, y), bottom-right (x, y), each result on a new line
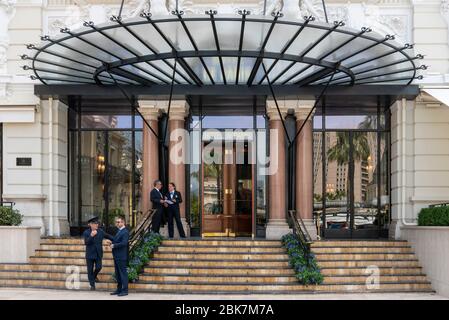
top-left (118, 0), bottom-right (125, 19)
top-left (321, 0), bottom-right (329, 23)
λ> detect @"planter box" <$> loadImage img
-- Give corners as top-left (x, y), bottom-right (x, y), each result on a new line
top-left (0, 226), bottom-right (41, 263)
top-left (401, 226), bottom-right (449, 298)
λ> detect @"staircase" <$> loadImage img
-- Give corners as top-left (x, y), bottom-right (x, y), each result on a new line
top-left (0, 238), bottom-right (434, 294)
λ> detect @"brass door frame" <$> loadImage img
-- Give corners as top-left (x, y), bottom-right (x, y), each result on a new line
top-left (201, 140), bottom-right (254, 238)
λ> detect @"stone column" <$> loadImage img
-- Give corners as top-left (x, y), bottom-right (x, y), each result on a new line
top-left (294, 101), bottom-right (317, 240)
top-left (139, 102), bottom-right (160, 218)
top-left (0, 0), bottom-right (16, 95)
top-left (265, 101), bottom-right (290, 239)
top-left (166, 101), bottom-right (190, 238)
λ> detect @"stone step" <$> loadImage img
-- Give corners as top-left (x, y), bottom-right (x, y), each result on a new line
top-left (39, 244), bottom-right (111, 251)
top-left (137, 274), bottom-right (298, 283)
top-left (148, 259), bottom-right (291, 268)
top-left (0, 271), bottom-right (114, 282)
top-left (34, 250), bottom-right (114, 258)
top-left (162, 240), bottom-right (282, 247)
top-left (317, 260), bottom-right (421, 268)
top-left (311, 247), bottom-right (413, 254)
top-left (40, 238), bottom-right (89, 245)
top-left (311, 241), bottom-right (409, 248)
top-left (157, 246), bottom-right (283, 253)
top-left (320, 267), bottom-right (423, 276)
top-left (314, 253), bottom-right (417, 261)
top-left (322, 275), bottom-right (429, 284)
top-left (0, 279), bottom-right (433, 293)
top-left (29, 257), bottom-right (115, 266)
top-left (135, 274), bottom-right (429, 284)
top-left (142, 267), bottom-right (295, 276)
top-left (0, 263), bottom-right (115, 273)
top-left (152, 252), bottom-right (289, 260)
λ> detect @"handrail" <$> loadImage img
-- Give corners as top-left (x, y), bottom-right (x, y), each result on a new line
top-left (288, 210), bottom-right (312, 264)
top-left (0, 201), bottom-right (15, 210)
top-left (128, 208), bottom-right (156, 252)
top-left (429, 203), bottom-right (449, 208)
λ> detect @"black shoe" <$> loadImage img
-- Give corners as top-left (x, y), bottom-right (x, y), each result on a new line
top-left (90, 286), bottom-right (96, 291)
top-left (118, 292), bottom-right (128, 297)
top-left (110, 291), bottom-right (120, 295)
top-left (95, 277), bottom-right (100, 283)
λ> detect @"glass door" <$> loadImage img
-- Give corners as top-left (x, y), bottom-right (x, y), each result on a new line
top-left (202, 139), bottom-right (253, 237)
top-left (322, 131), bottom-right (380, 238)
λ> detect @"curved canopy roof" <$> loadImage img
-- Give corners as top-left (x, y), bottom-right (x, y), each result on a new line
top-left (23, 11), bottom-right (425, 87)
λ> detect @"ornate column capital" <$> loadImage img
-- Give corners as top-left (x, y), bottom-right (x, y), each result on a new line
top-left (162, 100), bottom-right (190, 121)
top-left (138, 100), bottom-right (161, 121)
top-left (266, 99), bottom-right (290, 120)
top-left (294, 100), bottom-right (316, 121)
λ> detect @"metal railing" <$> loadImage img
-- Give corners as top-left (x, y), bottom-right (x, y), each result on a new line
top-left (128, 208), bottom-right (156, 253)
top-left (429, 203), bottom-right (449, 208)
top-left (0, 201), bottom-right (15, 210)
top-left (288, 210), bottom-right (313, 262)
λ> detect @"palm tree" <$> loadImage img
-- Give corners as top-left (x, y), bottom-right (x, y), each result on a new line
top-left (327, 132), bottom-right (371, 223)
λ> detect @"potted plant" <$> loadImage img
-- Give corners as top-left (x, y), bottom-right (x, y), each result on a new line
top-left (0, 206), bottom-right (41, 263)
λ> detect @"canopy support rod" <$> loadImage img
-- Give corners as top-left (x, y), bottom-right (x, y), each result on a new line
top-left (275, 21), bottom-right (344, 85)
top-left (176, 11), bottom-right (215, 85)
top-left (85, 22), bottom-right (171, 84)
top-left (118, 0), bottom-right (125, 19)
top-left (246, 12), bottom-right (282, 86)
top-left (313, 45), bottom-right (419, 85)
top-left (61, 28), bottom-right (160, 85)
top-left (207, 10), bottom-right (227, 85)
top-left (289, 69), bottom-right (338, 148)
top-left (262, 62), bottom-right (291, 145)
top-left (317, 27), bottom-right (370, 61)
top-left (235, 10), bottom-right (247, 85)
top-left (257, 16), bottom-right (314, 85)
top-left (162, 59), bottom-right (178, 147)
top-left (107, 71), bottom-right (160, 140)
top-left (112, 16), bottom-right (192, 84)
top-left (142, 13), bottom-right (203, 86)
top-left (321, 0), bottom-right (329, 23)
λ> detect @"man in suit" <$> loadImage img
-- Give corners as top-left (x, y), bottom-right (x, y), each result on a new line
top-left (83, 217), bottom-right (105, 291)
top-left (150, 179), bottom-right (165, 233)
top-left (104, 215), bottom-right (129, 297)
top-left (165, 182), bottom-right (186, 239)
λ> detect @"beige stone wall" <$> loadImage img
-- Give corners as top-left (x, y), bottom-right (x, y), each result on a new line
top-left (390, 95), bottom-right (449, 238)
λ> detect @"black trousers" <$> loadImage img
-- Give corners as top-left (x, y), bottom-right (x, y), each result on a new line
top-left (86, 257), bottom-right (102, 287)
top-left (114, 259), bottom-right (128, 293)
top-left (167, 207), bottom-right (186, 238)
top-left (151, 207), bottom-right (163, 233)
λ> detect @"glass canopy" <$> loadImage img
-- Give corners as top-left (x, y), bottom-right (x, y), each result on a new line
top-left (23, 11), bottom-right (425, 87)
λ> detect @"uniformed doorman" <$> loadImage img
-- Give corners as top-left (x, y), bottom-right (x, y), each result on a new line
top-left (83, 217), bottom-right (105, 290)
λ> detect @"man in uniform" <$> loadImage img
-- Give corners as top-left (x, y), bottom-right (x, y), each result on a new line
top-left (105, 215), bottom-right (129, 297)
top-left (150, 179), bottom-right (165, 233)
top-left (83, 217), bottom-right (105, 291)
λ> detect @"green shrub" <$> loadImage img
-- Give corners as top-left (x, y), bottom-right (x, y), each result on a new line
top-left (281, 233), bottom-right (323, 285)
top-left (0, 207), bottom-right (23, 226)
top-left (418, 206), bottom-right (449, 226)
top-left (127, 231), bottom-right (164, 282)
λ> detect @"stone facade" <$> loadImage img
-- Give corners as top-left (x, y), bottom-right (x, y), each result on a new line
top-left (1, 1), bottom-right (449, 237)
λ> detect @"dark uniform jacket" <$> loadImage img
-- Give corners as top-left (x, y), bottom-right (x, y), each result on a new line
top-left (165, 191), bottom-right (182, 211)
top-left (150, 188), bottom-right (164, 211)
top-left (105, 228), bottom-right (129, 261)
top-left (83, 228), bottom-right (105, 260)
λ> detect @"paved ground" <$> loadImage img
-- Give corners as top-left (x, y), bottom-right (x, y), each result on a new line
top-left (0, 288), bottom-right (447, 300)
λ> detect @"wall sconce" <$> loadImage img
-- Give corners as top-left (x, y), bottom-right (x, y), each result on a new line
top-left (97, 154), bottom-right (105, 175)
